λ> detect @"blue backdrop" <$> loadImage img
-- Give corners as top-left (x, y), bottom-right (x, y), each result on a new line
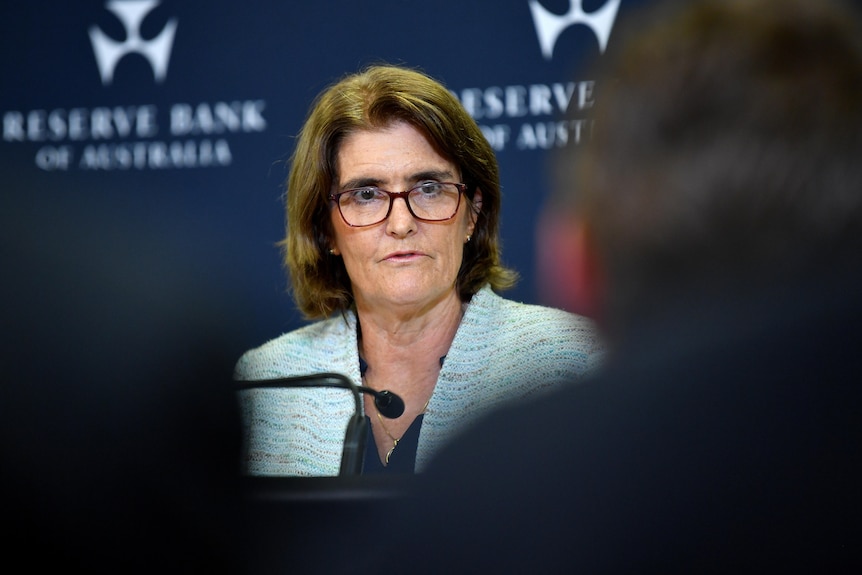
top-left (2, 0), bottom-right (649, 359)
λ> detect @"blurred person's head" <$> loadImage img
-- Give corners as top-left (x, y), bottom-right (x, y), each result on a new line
top-left (550, 0), bottom-right (862, 343)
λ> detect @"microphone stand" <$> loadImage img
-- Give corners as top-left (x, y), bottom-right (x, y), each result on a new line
top-left (236, 372), bottom-right (404, 476)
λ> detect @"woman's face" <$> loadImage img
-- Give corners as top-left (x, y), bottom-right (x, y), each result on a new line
top-left (330, 120), bottom-right (479, 313)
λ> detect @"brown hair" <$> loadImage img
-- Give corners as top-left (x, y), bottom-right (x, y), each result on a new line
top-left (281, 64), bottom-right (517, 319)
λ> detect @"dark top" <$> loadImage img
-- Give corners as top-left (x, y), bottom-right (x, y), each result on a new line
top-left (362, 414), bottom-right (424, 474)
top-left (358, 354), bottom-right (443, 475)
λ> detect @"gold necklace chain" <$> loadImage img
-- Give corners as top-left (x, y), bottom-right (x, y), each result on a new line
top-left (375, 398), bottom-right (431, 465)
top-left (376, 410), bottom-right (400, 465)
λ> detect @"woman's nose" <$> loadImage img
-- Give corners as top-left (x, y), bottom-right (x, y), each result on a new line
top-left (386, 196), bottom-right (417, 236)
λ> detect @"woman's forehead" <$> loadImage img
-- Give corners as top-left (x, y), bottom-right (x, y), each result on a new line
top-left (334, 122), bottom-right (459, 188)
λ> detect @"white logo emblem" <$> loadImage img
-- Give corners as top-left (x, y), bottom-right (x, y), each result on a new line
top-left (89, 0), bottom-right (178, 85)
top-left (529, 0), bottom-right (621, 60)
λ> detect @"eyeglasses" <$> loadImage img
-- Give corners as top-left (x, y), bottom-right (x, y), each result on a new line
top-left (329, 182), bottom-right (467, 228)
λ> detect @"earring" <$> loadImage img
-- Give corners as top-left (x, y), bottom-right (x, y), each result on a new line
top-left (465, 235), bottom-right (472, 243)
top-left (328, 248), bottom-right (335, 255)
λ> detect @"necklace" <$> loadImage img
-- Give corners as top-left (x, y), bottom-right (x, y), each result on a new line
top-left (376, 411), bottom-right (400, 465)
top-left (375, 398), bottom-right (431, 465)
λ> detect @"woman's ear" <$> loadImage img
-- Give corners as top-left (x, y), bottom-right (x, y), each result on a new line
top-left (467, 188), bottom-right (483, 235)
top-left (471, 187), bottom-right (483, 213)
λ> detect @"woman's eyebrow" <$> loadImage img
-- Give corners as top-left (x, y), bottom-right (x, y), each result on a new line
top-left (409, 169), bottom-right (457, 183)
top-left (340, 169), bottom-right (456, 191)
top-left (339, 176), bottom-right (385, 191)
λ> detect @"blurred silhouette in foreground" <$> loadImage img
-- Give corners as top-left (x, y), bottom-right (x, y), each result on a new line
top-left (1, 188), bottom-right (251, 573)
top-left (351, 0), bottom-right (862, 572)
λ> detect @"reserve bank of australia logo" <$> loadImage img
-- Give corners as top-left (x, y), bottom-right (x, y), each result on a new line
top-left (529, 0), bottom-right (621, 60)
top-left (89, 0), bottom-right (178, 85)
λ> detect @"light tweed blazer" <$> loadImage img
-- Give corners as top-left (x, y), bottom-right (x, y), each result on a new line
top-left (234, 285), bottom-right (603, 476)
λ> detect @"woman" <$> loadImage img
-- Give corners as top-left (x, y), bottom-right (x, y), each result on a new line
top-left (234, 64), bottom-right (603, 476)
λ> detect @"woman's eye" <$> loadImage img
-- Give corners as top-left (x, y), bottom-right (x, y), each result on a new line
top-left (418, 182), bottom-right (442, 194)
top-left (350, 188), bottom-right (381, 202)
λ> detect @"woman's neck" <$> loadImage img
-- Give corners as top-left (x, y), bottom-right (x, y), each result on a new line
top-left (357, 290), bottom-right (465, 465)
top-left (357, 290), bottom-right (463, 399)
